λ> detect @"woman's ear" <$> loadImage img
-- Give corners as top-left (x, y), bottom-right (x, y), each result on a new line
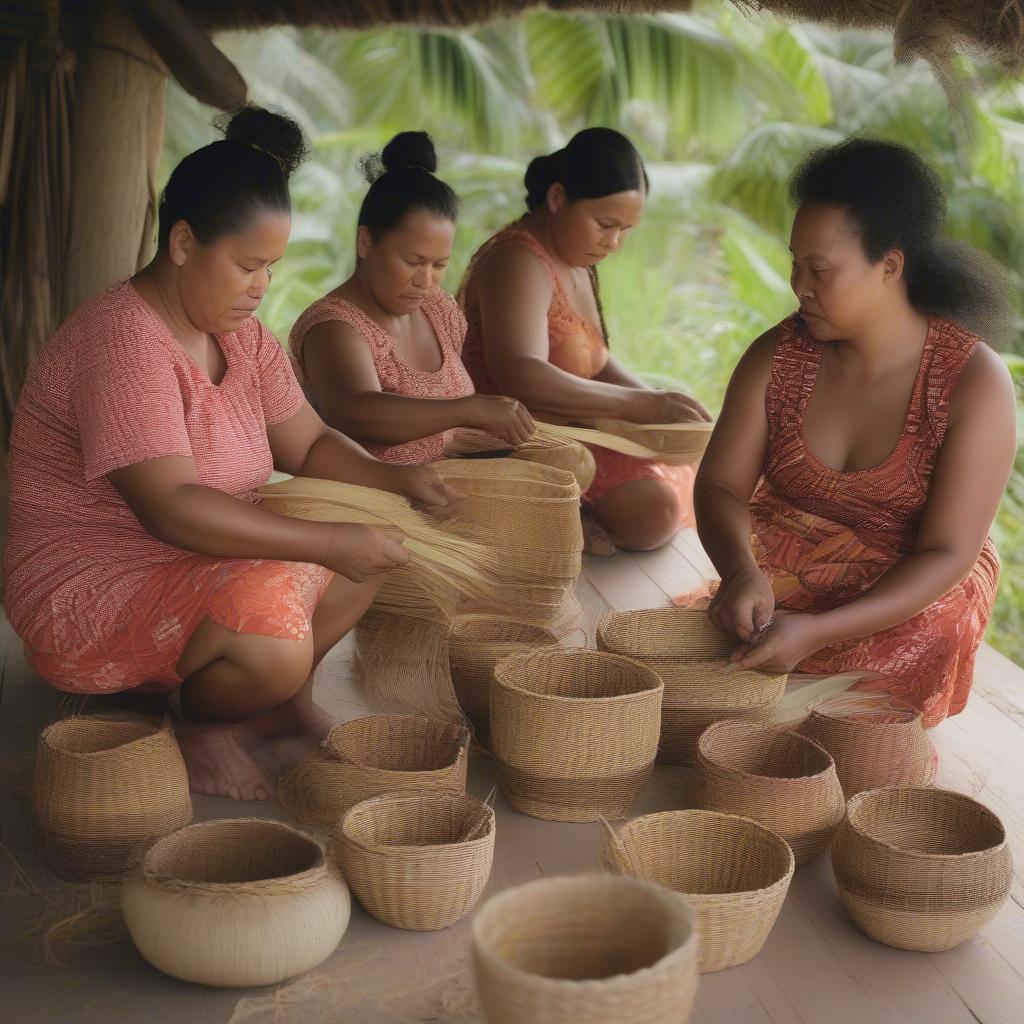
top-left (356, 225), bottom-right (374, 261)
top-left (882, 248), bottom-right (905, 285)
top-left (547, 182), bottom-right (568, 214)
top-left (167, 220), bottom-right (195, 268)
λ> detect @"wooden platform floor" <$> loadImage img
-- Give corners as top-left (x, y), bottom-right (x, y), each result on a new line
top-left (2, 527), bottom-right (1024, 1023)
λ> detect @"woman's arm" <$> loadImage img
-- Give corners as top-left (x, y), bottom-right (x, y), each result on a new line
top-left (593, 355), bottom-right (647, 389)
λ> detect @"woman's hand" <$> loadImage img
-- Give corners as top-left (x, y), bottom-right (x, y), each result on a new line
top-left (381, 463), bottom-right (463, 520)
top-left (322, 523), bottom-right (410, 583)
top-left (729, 611), bottom-right (825, 673)
top-left (708, 565), bottom-right (775, 642)
top-left (460, 395), bottom-right (536, 446)
top-left (624, 389), bottom-right (712, 425)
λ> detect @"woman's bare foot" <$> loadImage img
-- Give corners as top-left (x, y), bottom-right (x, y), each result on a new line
top-left (175, 722), bottom-right (273, 801)
top-left (248, 707), bottom-right (337, 776)
top-left (581, 505), bottom-right (617, 557)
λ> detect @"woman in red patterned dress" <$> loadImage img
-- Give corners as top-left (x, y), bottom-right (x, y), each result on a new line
top-left (290, 132), bottom-right (533, 463)
top-left (3, 109), bottom-right (455, 799)
top-left (694, 139), bottom-right (1016, 725)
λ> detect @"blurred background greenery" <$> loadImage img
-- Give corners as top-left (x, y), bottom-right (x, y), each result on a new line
top-left (163, 0), bottom-right (1024, 663)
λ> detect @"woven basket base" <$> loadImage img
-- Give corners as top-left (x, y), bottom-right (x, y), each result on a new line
top-left (497, 764), bottom-right (653, 823)
top-left (691, 897), bottom-right (778, 972)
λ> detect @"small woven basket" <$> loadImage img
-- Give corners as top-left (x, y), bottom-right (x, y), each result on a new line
top-left (472, 874), bottom-right (698, 1024)
top-left (333, 791), bottom-right (495, 931)
top-left (600, 809), bottom-right (794, 973)
top-left (277, 715), bottom-right (469, 829)
top-left (491, 648), bottom-right (663, 822)
top-left (832, 787), bottom-right (1013, 951)
top-left (33, 714), bottom-right (192, 880)
top-left (597, 609), bottom-right (786, 765)
top-left (693, 721), bottom-right (845, 866)
top-left (448, 615), bottom-right (558, 741)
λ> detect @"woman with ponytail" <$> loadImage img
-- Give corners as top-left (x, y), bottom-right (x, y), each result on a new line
top-left (693, 137), bottom-right (1016, 725)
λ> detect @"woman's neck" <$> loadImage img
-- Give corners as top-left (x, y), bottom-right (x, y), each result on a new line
top-left (133, 258), bottom-right (207, 345)
top-left (520, 208), bottom-right (570, 269)
top-left (831, 301), bottom-right (930, 378)
top-left (340, 267), bottom-right (409, 332)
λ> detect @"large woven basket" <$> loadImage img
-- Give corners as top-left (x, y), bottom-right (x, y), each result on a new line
top-left (472, 874), bottom-right (698, 1024)
top-left (448, 615), bottom-right (558, 742)
top-left (122, 818), bottom-right (350, 987)
top-left (832, 787), bottom-right (1013, 951)
top-left (600, 809), bottom-right (794, 973)
top-left (33, 714), bottom-right (192, 880)
top-left (692, 721), bottom-right (845, 866)
top-left (798, 699), bottom-right (936, 799)
top-left (277, 715), bottom-right (469, 829)
top-left (333, 791), bottom-right (495, 931)
top-left (597, 609), bottom-right (787, 765)
top-left (491, 648), bottom-right (663, 822)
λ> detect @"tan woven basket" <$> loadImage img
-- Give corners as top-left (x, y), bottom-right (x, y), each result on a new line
top-left (491, 648), bottom-right (663, 822)
top-left (832, 787), bottom-right (1013, 951)
top-left (693, 721), bottom-right (845, 866)
top-left (333, 790), bottom-right (495, 931)
top-left (472, 874), bottom-right (698, 1024)
top-left (448, 615), bottom-right (558, 741)
top-left (277, 715), bottom-right (469, 829)
top-left (597, 609), bottom-right (787, 765)
top-left (798, 699), bottom-right (936, 799)
top-left (33, 714), bottom-right (192, 880)
top-left (600, 809), bottom-right (794, 973)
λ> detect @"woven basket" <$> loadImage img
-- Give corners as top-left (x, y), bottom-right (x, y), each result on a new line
top-left (693, 721), bottom-right (845, 866)
top-left (798, 700), bottom-right (936, 799)
top-left (491, 648), bottom-right (663, 822)
top-left (472, 874), bottom-right (698, 1024)
top-left (448, 616), bottom-right (558, 741)
top-left (597, 609), bottom-right (787, 765)
top-left (832, 787), bottom-right (1013, 951)
top-left (600, 810), bottom-right (794, 972)
top-left (33, 714), bottom-right (192, 880)
top-left (122, 818), bottom-right (350, 986)
top-left (334, 791), bottom-right (495, 931)
top-left (277, 715), bottom-right (469, 829)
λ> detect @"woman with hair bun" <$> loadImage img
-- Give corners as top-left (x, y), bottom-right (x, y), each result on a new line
top-left (694, 137), bottom-right (1016, 725)
top-left (4, 108), bottom-right (455, 800)
top-left (459, 127), bottom-right (711, 556)
top-left (290, 131), bottom-right (534, 463)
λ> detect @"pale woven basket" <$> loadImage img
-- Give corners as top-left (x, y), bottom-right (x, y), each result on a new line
top-left (693, 721), bottom-right (845, 866)
top-left (832, 787), bottom-right (1013, 952)
top-left (448, 615), bottom-right (558, 742)
top-left (597, 609), bottom-right (787, 765)
top-left (491, 648), bottom-right (663, 822)
top-left (33, 714), bottom-right (192, 880)
top-left (472, 874), bottom-right (698, 1024)
top-left (333, 790), bottom-right (495, 931)
top-left (600, 809), bottom-right (794, 973)
top-left (277, 714), bottom-right (469, 829)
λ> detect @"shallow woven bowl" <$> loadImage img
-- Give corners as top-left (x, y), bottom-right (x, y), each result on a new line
top-left (600, 809), bottom-right (794, 972)
top-left (276, 714), bottom-right (469, 829)
top-left (122, 818), bottom-right (350, 987)
top-left (831, 787), bottom-right (1013, 951)
top-left (333, 791), bottom-right (495, 931)
top-left (692, 721), bottom-right (845, 866)
top-left (33, 714), bottom-right (192, 880)
top-left (491, 648), bottom-right (663, 822)
top-left (472, 874), bottom-right (698, 1024)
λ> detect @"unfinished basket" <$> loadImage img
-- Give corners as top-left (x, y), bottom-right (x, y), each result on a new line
top-left (448, 616), bottom-right (558, 741)
top-left (277, 715), bottom-right (469, 829)
top-left (491, 648), bottom-right (663, 822)
top-left (597, 609), bottom-right (787, 765)
top-left (798, 699), bottom-right (936, 799)
top-left (600, 810), bottom-right (794, 972)
top-left (122, 818), bottom-right (350, 987)
top-left (832, 787), bottom-right (1013, 951)
top-left (472, 874), bottom-right (698, 1024)
top-left (334, 791), bottom-right (495, 931)
top-left (693, 721), bottom-right (845, 866)
top-left (33, 714), bottom-right (192, 880)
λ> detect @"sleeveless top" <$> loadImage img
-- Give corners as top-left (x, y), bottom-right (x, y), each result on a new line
top-left (289, 287), bottom-right (474, 464)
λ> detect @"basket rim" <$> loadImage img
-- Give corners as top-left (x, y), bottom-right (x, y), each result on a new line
top-left (448, 616), bottom-right (559, 645)
top-left (326, 714), bottom-right (470, 770)
top-left (805, 701), bottom-right (923, 728)
top-left (494, 649), bottom-right (664, 704)
top-left (697, 721), bottom-right (836, 782)
top-left (40, 713), bottom-right (170, 758)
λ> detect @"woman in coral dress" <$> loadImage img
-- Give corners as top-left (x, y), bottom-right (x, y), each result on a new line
top-left (694, 139), bottom-right (1015, 725)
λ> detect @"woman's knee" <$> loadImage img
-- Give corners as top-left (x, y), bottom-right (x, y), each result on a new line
top-left (594, 480), bottom-right (682, 552)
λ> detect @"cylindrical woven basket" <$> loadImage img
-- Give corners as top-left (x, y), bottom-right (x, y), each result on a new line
top-left (122, 818), bottom-right (349, 987)
top-left (832, 787), bottom-right (1013, 952)
top-left (491, 648), bottom-right (663, 822)
top-left (597, 609), bottom-right (787, 765)
top-left (472, 874), bottom-right (698, 1024)
top-left (333, 791), bottom-right (495, 931)
top-left (692, 721), bottom-right (845, 866)
top-left (33, 714), bottom-right (192, 880)
top-left (798, 700), bottom-right (936, 799)
top-left (277, 715), bottom-right (469, 829)
top-left (600, 809), bottom-right (794, 973)
top-left (448, 616), bottom-right (558, 742)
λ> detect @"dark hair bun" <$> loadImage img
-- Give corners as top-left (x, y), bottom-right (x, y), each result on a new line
top-left (381, 131), bottom-right (438, 174)
top-left (216, 105), bottom-right (309, 177)
top-left (524, 150), bottom-right (565, 211)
